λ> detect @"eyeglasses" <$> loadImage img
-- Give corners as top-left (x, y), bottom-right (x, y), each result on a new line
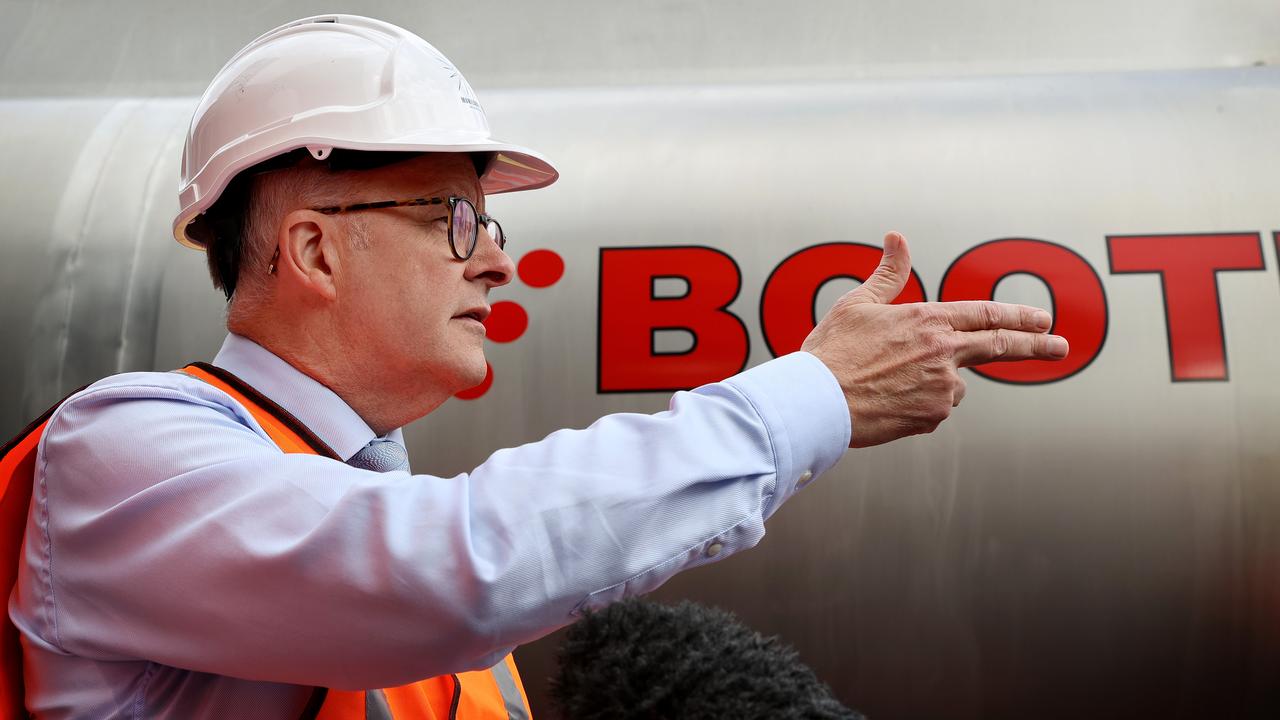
top-left (309, 196), bottom-right (505, 261)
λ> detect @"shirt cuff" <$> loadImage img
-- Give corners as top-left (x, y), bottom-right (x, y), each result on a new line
top-left (723, 351), bottom-right (850, 517)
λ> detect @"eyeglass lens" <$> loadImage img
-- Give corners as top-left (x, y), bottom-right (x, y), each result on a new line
top-left (485, 219), bottom-right (504, 251)
top-left (451, 198), bottom-right (478, 258)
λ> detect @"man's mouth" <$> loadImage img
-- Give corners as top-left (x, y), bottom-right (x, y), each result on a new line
top-left (454, 306), bottom-right (491, 323)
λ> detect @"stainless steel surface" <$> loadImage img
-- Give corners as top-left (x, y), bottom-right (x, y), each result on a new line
top-left (3, 64), bottom-right (1279, 718)
top-left (2, 0), bottom-right (1278, 96)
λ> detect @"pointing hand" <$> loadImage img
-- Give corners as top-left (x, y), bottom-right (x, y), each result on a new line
top-left (801, 232), bottom-right (1069, 448)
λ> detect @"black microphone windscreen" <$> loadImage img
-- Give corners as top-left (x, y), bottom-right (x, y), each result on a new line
top-left (551, 598), bottom-right (865, 720)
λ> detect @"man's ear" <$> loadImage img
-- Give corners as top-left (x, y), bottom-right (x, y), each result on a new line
top-left (277, 210), bottom-right (340, 301)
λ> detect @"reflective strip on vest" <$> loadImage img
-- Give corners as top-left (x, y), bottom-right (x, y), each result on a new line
top-left (315, 661), bottom-right (531, 719)
top-left (366, 690), bottom-right (393, 720)
top-left (491, 656), bottom-right (531, 720)
top-left (180, 364), bottom-right (534, 720)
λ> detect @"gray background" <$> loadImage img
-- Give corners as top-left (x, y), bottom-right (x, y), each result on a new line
top-left (3, 2), bottom-right (1280, 718)
top-left (2, 0), bottom-right (1277, 94)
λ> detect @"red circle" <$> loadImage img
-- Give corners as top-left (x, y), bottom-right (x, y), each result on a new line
top-left (484, 301), bottom-right (528, 343)
top-left (938, 238), bottom-right (1106, 384)
top-left (518, 249), bottom-right (565, 288)
top-left (454, 362), bottom-right (493, 400)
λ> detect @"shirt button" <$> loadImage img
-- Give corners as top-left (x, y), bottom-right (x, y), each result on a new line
top-left (705, 542), bottom-right (724, 558)
top-left (797, 470), bottom-right (814, 488)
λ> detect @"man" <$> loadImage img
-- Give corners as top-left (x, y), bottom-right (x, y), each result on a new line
top-left (7, 14), bottom-right (1067, 719)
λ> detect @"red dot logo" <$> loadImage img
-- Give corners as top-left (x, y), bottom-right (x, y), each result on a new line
top-left (455, 249), bottom-right (564, 400)
top-left (518, 249), bottom-right (565, 288)
top-left (483, 301), bottom-right (528, 343)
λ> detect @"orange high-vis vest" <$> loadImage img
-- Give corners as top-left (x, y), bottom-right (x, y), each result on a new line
top-left (0, 363), bottom-right (532, 720)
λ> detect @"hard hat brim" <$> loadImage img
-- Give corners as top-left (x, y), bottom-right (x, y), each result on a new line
top-left (172, 139), bottom-right (558, 250)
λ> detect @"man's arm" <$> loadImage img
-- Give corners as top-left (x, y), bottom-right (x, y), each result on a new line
top-left (13, 351), bottom-right (848, 689)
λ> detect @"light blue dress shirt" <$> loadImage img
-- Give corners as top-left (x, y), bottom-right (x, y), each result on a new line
top-left (10, 333), bottom-right (850, 719)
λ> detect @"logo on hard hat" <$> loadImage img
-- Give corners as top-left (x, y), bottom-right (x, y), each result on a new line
top-left (428, 48), bottom-right (483, 112)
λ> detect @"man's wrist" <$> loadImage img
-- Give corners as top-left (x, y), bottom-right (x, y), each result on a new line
top-left (723, 352), bottom-right (850, 507)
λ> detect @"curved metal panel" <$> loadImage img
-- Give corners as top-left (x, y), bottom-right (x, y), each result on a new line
top-left (2, 66), bottom-right (1278, 718)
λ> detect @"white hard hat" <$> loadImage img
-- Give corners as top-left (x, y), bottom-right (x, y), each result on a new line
top-left (173, 14), bottom-right (558, 250)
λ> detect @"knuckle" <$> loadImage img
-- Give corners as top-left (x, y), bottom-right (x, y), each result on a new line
top-left (875, 260), bottom-right (900, 281)
top-left (928, 305), bottom-right (952, 328)
top-left (923, 330), bottom-right (953, 358)
top-left (1016, 333), bottom-right (1040, 358)
top-left (922, 399), bottom-right (952, 426)
top-left (983, 302), bottom-right (1002, 329)
top-left (1020, 332), bottom-right (1041, 358)
top-left (1035, 332), bottom-right (1053, 356)
top-left (926, 373), bottom-right (952, 394)
top-left (1020, 305), bottom-right (1037, 329)
top-left (915, 304), bottom-right (946, 327)
top-left (990, 328), bottom-right (1009, 358)
top-left (827, 295), bottom-right (860, 320)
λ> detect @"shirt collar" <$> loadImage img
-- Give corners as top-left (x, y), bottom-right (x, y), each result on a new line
top-left (211, 333), bottom-right (405, 462)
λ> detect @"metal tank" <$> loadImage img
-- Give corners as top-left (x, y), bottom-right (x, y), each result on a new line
top-left (3, 45), bottom-right (1280, 720)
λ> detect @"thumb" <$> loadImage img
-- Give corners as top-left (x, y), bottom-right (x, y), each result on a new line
top-left (848, 232), bottom-right (912, 305)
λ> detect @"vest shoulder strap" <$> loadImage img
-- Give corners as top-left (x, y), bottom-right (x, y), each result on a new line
top-left (179, 362), bottom-right (342, 460)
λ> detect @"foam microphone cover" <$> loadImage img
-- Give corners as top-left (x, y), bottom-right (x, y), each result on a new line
top-left (551, 598), bottom-right (865, 720)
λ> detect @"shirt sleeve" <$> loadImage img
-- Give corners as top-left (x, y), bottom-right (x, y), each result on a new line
top-left (17, 351), bottom-right (848, 689)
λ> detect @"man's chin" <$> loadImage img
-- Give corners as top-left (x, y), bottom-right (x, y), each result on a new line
top-left (453, 355), bottom-right (489, 393)
top-left (416, 344), bottom-right (488, 397)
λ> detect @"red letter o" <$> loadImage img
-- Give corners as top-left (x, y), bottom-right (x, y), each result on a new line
top-left (761, 243), bottom-right (928, 357)
top-left (939, 238), bottom-right (1107, 384)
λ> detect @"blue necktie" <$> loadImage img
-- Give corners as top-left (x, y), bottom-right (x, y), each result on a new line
top-left (346, 438), bottom-right (410, 473)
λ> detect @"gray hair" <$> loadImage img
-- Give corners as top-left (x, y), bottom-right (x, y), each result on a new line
top-left (228, 161), bottom-right (369, 320)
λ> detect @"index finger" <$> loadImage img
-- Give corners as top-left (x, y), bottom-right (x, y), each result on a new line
top-left (941, 301), bottom-right (1053, 333)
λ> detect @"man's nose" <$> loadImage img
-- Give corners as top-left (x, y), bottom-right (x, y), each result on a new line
top-left (467, 225), bottom-right (514, 287)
